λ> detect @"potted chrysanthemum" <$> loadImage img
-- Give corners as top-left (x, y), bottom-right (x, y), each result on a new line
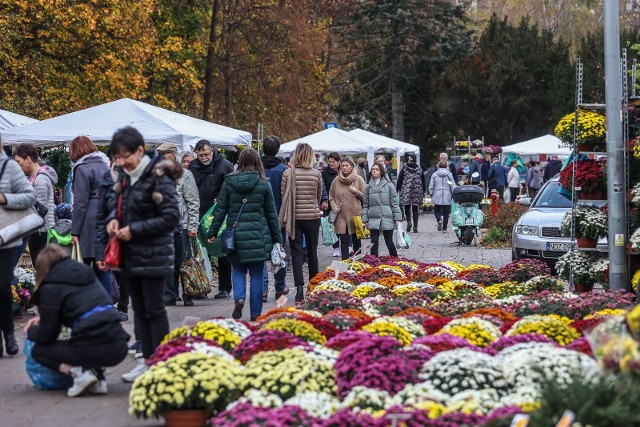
top-left (560, 206), bottom-right (608, 248)
top-left (554, 110), bottom-right (606, 151)
top-left (555, 250), bottom-right (599, 292)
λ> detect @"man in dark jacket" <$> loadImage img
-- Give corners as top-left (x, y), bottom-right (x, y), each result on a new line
top-left (261, 136), bottom-right (289, 300)
top-left (487, 156), bottom-right (507, 201)
top-left (481, 152), bottom-right (491, 196)
top-left (188, 139), bottom-right (234, 299)
top-left (543, 155), bottom-right (563, 182)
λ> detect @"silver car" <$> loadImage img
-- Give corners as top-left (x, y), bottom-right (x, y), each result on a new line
top-left (511, 177), bottom-right (606, 266)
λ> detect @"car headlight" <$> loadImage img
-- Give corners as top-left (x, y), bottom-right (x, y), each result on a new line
top-left (515, 225), bottom-right (539, 235)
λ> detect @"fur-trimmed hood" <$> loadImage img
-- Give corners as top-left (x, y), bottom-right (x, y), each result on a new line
top-left (152, 159), bottom-right (184, 182)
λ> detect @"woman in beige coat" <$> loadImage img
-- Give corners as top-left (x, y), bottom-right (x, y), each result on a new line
top-left (329, 156), bottom-right (366, 260)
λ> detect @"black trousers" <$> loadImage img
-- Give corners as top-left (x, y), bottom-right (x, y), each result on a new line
top-left (403, 205), bottom-right (419, 229)
top-left (0, 249), bottom-right (14, 334)
top-left (370, 229), bottom-right (397, 256)
top-left (509, 187), bottom-right (519, 202)
top-left (434, 204), bottom-right (452, 230)
top-left (339, 233), bottom-right (361, 260)
top-left (128, 275), bottom-right (169, 359)
top-left (32, 339), bottom-right (128, 372)
top-left (289, 219), bottom-right (320, 287)
top-left (218, 255), bottom-right (232, 293)
top-left (114, 271), bottom-right (141, 341)
top-left (164, 229), bottom-right (184, 301)
top-left (28, 232), bottom-right (48, 266)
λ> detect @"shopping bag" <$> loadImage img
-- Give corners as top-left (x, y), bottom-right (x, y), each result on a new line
top-left (104, 237), bottom-right (121, 270)
top-left (321, 216), bottom-right (338, 246)
top-left (24, 339), bottom-right (73, 390)
top-left (198, 203), bottom-right (227, 258)
top-left (71, 242), bottom-right (83, 263)
top-left (395, 223), bottom-right (411, 249)
top-left (197, 239), bottom-right (214, 283)
top-left (180, 239), bottom-right (212, 298)
top-left (354, 215), bottom-right (370, 239)
top-left (270, 243), bottom-right (287, 273)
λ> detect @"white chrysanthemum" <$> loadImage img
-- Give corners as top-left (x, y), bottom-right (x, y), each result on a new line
top-left (226, 389), bottom-right (283, 409)
top-left (303, 344), bottom-right (339, 365)
top-left (188, 342), bottom-right (236, 361)
top-left (338, 386), bottom-right (399, 412)
top-left (448, 389), bottom-right (502, 415)
top-left (205, 318), bottom-right (252, 339)
top-left (396, 381), bottom-right (450, 406)
top-left (285, 392), bottom-right (339, 419)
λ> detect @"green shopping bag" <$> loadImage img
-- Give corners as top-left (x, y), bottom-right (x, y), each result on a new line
top-left (198, 203), bottom-right (227, 258)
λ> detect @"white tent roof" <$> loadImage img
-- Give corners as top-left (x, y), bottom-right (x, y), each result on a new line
top-left (278, 127), bottom-right (374, 156)
top-left (0, 109), bottom-right (39, 130)
top-left (501, 134), bottom-right (570, 156)
top-left (349, 128), bottom-right (420, 157)
top-left (0, 98), bottom-right (251, 150)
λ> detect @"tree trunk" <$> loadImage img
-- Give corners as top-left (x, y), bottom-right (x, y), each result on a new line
top-left (202, 0), bottom-right (220, 121)
top-left (224, 52), bottom-right (233, 125)
top-left (390, 21), bottom-right (404, 141)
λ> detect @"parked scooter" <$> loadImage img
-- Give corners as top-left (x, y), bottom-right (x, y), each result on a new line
top-left (451, 182), bottom-right (484, 246)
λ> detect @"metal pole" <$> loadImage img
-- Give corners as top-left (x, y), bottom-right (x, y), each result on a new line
top-left (604, 0), bottom-right (628, 291)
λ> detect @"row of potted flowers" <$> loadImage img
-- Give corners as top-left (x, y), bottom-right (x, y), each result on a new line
top-left (128, 256), bottom-right (638, 426)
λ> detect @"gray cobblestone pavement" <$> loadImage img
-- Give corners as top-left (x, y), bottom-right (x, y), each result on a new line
top-left (0, 212), bottom-right (510, 427)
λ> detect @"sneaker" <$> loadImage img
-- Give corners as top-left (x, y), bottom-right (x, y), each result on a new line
top-left (183, 297), bottom-right (195, 306)
top-left (128, 340), bottom-right (142, 355)
top-left (214, 291), bottom-right (231, 299)
top-left (90, 380), bottom-right (108, 395)
top-left (333, 248), bottom-right (340, 257)
top-left (67, 367), bottom-right (98, 397)
top-left (232, 299), bottom-right (245, 319)
top-left (442, 228), bottom-right (447, 233)
top-left (117, 311), bottom-right (128, 322)
top-left (121, 359), bottom-right (148, 383)
top-left (437, 220), bottom-right (443, 231)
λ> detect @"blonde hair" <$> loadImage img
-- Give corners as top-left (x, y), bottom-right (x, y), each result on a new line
top-left (292, 143), bottom-right (315, 168)
top-left (35, 244), bottom-right (68, 288)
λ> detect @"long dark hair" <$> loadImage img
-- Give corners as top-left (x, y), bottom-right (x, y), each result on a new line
top-left (236, 148), bottom-right (265, 178)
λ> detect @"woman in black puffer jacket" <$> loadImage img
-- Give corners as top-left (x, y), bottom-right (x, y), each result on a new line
top-left (25, 245), bottom-right (130, 397)
top-left (106, 126), bottom-right (181, 383)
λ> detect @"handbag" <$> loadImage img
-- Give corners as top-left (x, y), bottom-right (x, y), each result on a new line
top-left (0, 160), bottom-right (45, 246)
top-left (34, 201), bottom-right (48, 218)
top-left (220, 195), bottom-right (247, 254)
top-left (321, 216), bottom-right (338, 246)
top-left (105, 189), bottom-right (123, 270)
top-left (354, 215), bottom-right (370, 239)
top-left (180, 238), bottom-right (212, 298)
top-left (329, 190), bottom-right (352, 224)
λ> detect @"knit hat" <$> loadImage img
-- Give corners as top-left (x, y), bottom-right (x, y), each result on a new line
top-left (54, 203), bottom-right (72, 220)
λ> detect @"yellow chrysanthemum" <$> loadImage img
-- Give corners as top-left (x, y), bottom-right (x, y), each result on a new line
top-left (585, 309), bottom-right (627, 320)
top-left (262, 318), bottom-right (326, 344)
top-left (506, 316), bottom-right (580, 346)
top-left (361, 321), bottom-right (413, 346)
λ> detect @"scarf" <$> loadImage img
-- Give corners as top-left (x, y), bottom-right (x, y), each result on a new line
top-left (279, 167), bottom-right (297, 240)
top-left (337, 168), bottom-right (356, 185)
top-left (124, 155), bottom-right (151, 186)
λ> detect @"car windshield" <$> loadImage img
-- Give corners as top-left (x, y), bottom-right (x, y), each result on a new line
top-left (532, 181), bottom-right (573, 208)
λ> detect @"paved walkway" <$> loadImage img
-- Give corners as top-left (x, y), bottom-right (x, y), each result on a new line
top-left (0, 212), bottom-right (510, 427)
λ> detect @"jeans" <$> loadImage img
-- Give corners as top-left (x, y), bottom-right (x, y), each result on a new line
top-left (403, 205), bottom-right (419, 229)
top-left (83, 258), bottom-right (112, 297)
top-left (339, 233), bottom-right (360, 260)
top-left (370, 229), bottom-right (396, 256)
top-left (164, 229), bottom-right (184, 302)
top-left (128, 275), bottom-right (169, 359)
top-left (434, 204), bottom-right (452, 230)
top-left (232, 261), bottom-right (265, 318)
top-left (289, 219), bottom-right (320, 286)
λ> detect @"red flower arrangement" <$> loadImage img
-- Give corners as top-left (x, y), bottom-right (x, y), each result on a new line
top-left (559, 159), bottom-right (606, 193)
top-left (231, 329), bottom-right (310, 364)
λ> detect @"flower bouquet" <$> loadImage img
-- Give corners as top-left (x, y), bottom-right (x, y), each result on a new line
top-left (560, 205), bottom-right (608, 245)
top-left (129, 353), bottom-right (243, 419)
top-left (559, 159), bottom-right (606, 196)
top-left (554, 110), bottom-right (606, 150)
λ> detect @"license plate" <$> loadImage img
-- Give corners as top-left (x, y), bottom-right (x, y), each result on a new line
top-left (465, 218), bottom-right (474, 225)
top-left (546, 242), bottom-right (572, 251)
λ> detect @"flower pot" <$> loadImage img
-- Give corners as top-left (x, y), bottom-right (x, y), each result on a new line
top-left (573, 282), bottom-right (594, 293)
top-left (164, 409), bottom-right (208, 427)
top-left (576, 237), bottom-right (598, 249)
top-left (577, 190), bottom-right (604, 200)
top-left (576, 143), bottom-right (594, 152)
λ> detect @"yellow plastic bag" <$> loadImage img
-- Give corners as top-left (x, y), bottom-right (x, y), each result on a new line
top-left (354, 215), bottom-right (370, 239)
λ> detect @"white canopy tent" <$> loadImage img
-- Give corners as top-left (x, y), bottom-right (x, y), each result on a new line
top-left (349, 128), bottom-right (420, 167)
top-left (0, 98), bottom-right (251, 150)
top-left (0, 109), bottom-right (39, 130)
top-left (501, 134), bottom-right (570, 157)
top-left (278, 127), bottom-right (375, 159)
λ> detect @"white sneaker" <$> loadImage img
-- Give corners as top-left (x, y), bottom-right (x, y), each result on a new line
top-left (67, 367), bottom-right (98, 397)
top-left (333, 248), bottom-right (340, 257)
top-left (90, 380), bottom-right (108, 395)
top-left (121, 359), bottom-right (148, 383)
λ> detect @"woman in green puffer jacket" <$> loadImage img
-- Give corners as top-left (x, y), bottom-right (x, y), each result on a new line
top-left (208, 149), bottom-right (282, 321)
top-left (362, 163), bottom-right (403, 256)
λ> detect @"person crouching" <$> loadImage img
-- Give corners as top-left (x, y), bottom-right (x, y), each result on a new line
top-left (24, 244), bottom-right (130, 397)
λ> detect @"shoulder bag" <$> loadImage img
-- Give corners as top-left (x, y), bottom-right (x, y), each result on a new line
top-left (329, 190), bottom-right (351, 224)
top-left (0, 160), bottom-right (45, 246)
top-left (104, 182), bottom-right (123, 270)
top-left (220, 195), bottom-right (247, 254)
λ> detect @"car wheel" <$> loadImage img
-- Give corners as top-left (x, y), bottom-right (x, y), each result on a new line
top-left (512, 249), bottom-right (520, 261)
